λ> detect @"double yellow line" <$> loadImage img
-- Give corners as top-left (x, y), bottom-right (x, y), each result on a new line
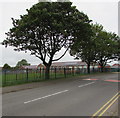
top-left (92, 91), bottom-right (120, 118)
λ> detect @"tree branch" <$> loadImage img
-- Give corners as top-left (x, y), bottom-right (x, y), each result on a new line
top-left (52, 48), bottom-right (69, 61)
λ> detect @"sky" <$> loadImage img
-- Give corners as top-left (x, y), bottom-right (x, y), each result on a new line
top-left (0, 0), bottom-right (119, 66)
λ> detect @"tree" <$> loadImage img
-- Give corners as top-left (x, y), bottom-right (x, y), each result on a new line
top-left (117, 39), bottom-right (120, 60)
top-left (16, 59), bottom-right (30, 68)
top-left (70, 23), bottom-right (102, 74)
top-left (2, 2), bottom-right (91, 79)
top-left (70, 23), bottom-right (119, 73)
top-left (3, 63), bottom-right (11, 70)
top-left (95, 31), bottom-right (119, 72)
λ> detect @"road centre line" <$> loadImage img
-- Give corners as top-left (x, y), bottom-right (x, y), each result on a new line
top-left (24, 82), bottom-right (95, 104)
top-left (78, 82), bottom-right (95, 88)
top-left (92, 91), bottom-right (120, 118)
top-left (24, 90), bottom-right (69, 104)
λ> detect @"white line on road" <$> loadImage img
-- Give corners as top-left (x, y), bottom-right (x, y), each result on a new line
top-left (24, 90), bottom-right (69, 104)
top-left (24, 82), bottom-right (95, 104)
top-left (78, 82), bottom-right (95, 88)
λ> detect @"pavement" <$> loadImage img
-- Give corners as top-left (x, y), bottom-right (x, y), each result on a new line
top-left (2, 74), bottom-right (90, 94)
top-left (2, 73), bottom-right (120, 117)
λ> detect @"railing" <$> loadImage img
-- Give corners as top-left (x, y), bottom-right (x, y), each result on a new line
top-left (0, 67), bottom-right (114, 87)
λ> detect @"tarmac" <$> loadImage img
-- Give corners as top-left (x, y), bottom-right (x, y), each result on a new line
top-left (1, 73), bottom-right (119, 117)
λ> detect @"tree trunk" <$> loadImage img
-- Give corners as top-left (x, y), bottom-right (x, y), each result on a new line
top-left (45, 65), bottom-right (50, 80)
top-left (92, 66), bottom-right (95, 73)
top-left (101, 65), bottom-right (104, 72)
top-left (99, 58), bottom-right (104, 73)
top-left (87, 63), bottom-right (90, 74)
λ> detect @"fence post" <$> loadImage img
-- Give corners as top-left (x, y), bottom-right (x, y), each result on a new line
top-left (79, 68), bottom-right (81, 75)
top-left (43, 68), bottom-right (45, 79)
top-left (92, 66), bottom-right (94, 73)
top-left (40, 68), bottom-right (41, 79)
top-left (26, 68), bottom-right (28, 81)
top-left (4, 70), bottom-right (7, 86)
top-left (72, 67), bottom-right (74, 76)
top-left (64, 68), bottom-right (66, 78)
top-left (36, 69), bottom-right (38, 79)
top-left (79, 67), bottom-right (80, 74)
top-left (84, 68), bottom-right (85, 74)
top-left (55, 68), bottom-right (56, 79)
top-left (16, 70), bottom-right (17, 80)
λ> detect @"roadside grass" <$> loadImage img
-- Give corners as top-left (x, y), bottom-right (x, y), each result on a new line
top-left (0, 74), bottom-right (2, 87)
top-left (1, 70), bottom-right (87, 87)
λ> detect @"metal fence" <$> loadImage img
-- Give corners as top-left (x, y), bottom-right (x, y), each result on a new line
top-left (0, 67), bottom-right (114, 86)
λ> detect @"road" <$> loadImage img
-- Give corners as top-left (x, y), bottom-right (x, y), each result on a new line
top-left (2, 73), bottom-right (119, 117)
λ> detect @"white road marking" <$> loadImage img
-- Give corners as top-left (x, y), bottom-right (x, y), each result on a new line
top-left (24, 82), bottom-right (95, 104)
top-left (24, 90), bottom-right (69, 104)
top-left (78, 82), bottom-right (95, 88)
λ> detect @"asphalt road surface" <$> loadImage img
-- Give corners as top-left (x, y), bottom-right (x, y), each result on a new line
top-left (2, 73), bottom-right (119, 116)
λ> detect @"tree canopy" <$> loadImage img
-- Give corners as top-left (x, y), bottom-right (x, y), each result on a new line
top-left (16, 59), bottom-right (30, 68)
top-left (2, 2), bottom-right (92, 79)
top-left (70, 23), bottom-right (119, 73)
top-left (95, 31), bottom-right (119, 72)
top-left (70, 23), bottom-right (100, 73)
top-left (3, 63), bottom-right (11, 70)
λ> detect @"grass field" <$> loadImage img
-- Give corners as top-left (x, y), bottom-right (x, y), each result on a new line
top-left (1, 69), bottom-right (86, 87)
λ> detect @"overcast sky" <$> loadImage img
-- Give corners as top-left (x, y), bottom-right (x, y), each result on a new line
top-left (0, 0), bottom-right (119, 66)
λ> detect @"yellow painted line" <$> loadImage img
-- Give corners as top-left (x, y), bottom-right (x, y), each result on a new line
top-left (98, 95), bottom-right (120, 117)
top-left (92, 91), bottom-right (120, 118)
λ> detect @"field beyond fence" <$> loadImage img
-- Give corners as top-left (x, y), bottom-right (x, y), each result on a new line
top-left (0, 67), bottom-right (118, 87)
